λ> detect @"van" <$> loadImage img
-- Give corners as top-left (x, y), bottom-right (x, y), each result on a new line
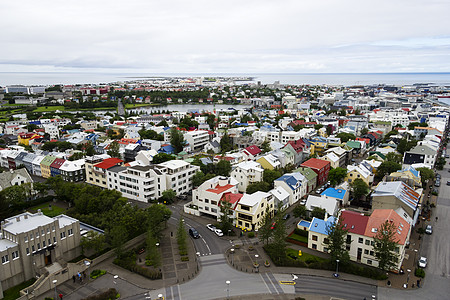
top-left (189, 228), bottom-right (200, 239)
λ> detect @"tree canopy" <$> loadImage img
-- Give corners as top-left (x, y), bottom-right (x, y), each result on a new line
top-left (325, 215), bottom-right (350, 264)
top-left (373, 220), bottom-right (399, 271)
top-left (328, 167), bottom-right (347, 186)
top-left (336, 132), bottom-right (356, 143)
top-left (377, 161), bottom-right (401, 179)
top-left (351, 178), bottom-right (370, 201)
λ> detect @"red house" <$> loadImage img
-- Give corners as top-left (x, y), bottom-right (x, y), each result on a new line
top-left (243, 145), bottom-right (262, 160)
top-left (300, 158), bottom-right (331, 186)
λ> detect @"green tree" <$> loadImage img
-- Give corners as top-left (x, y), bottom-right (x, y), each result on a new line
top-left (324, 215), bottom-right (350, 264)
top-left (80, 231), bottom-right (106, 255)
top-left (258, 207), bottom-right (274, 245)
top-left (326, 124), bottom-right (333, 136)
top-left (261, 140), bottom-right (271, 153)
top-left (206, 114), bottom-right (216, 130)
top-left (263, 169), bottom-right (282, 187)
top-left (219, 197), bottom-right (234, 235)
top-left (160, 189), bottom-right (177, 204)
top-left (152, 153), bottom-right (175, 164)
top-left (360, 127), bottom-right (369, 135)
top-left (351, 178), bottom-right (370, 201)
top-left (146, 204), bottom-right (172, 240)
top-left (292, 204), bottom-right (307, 219)
top-left (314, 124), bottom-right (324, 130)
top-left (385, 152), bottom-right (402, 164)
top-left (107, 141), bottom-right (121, 158)
top-left (139, 129), bottom-right (164, 141)
top-left (216, 160), bottom-right (232, 177)
top-left (220, 133), bottom-right (232, 153)
top-left (311, 207), bottom-right (326, 219)
top-left (416, 167), bottom-right (435, 188)
top-left (108, 224), bottom-right (128, 255)
top-left (270, 214), bottom-right (287, 264)
top-left (69, 152), bottom-right (85, 161)
top-left (145, 231), bottom-right (161, 267)
top-left (246, 181), bottom-right (271, 194)
top-left (328, 167), bottom-right (347, 186)
top-left (377, 161), bottom-right (401, 179)
top-left (192, 171), bottom-right (206, 187)
top-left (397, 137), bottom-right (417, 154)
top-left (170, 127), bottom-right (185, 154)
top-left (373, 220), bottom-right (399, 271)
top-left (336, 132), bottom-right (356, 143)
top-left (176, 218), bottom-right (187, 253)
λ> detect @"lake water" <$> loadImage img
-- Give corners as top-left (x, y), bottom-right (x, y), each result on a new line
top-left (126, 103), bottom-right (253, 114)
top-left (2, 72), bottom-right (450, 86)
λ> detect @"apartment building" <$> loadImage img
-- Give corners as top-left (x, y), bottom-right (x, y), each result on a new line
top-left (300, 158), bottom-right (331, 187)
top-left (274, 172), bottom-right (307, 206)
top-left (235, 191), bottom-right (275, 231)
top-left (184, 130), bottom-right (209, 152)
top-left (85, 156), bottom-right (123, 189)
top-left (231, 161), bottom-right (264, 193)
top-left (59, 159), bottom-right (86, 182)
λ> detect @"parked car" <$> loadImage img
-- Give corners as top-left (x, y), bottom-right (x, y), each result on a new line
top-left (214, 229), bottom-right (223, 236)
top-left (418, 256), bottom-right (427, 268)
top-left (189, 228), bottom-right (200, 239)
top-left (435, 181), bottom-right (441, 187)
top-left (425, 225), bottom-right (433, 234)
top-left (282, 213), bottom-right (290, 220)
top-left (206, 224), bottom-right (216, 231)
top-left (447, 181), bottom-right (450, 186)
top-left (436, 174), bottom-right (441, 179)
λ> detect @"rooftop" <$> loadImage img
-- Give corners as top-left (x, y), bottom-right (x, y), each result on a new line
top-left (321, 188), bottom-right (347, 200)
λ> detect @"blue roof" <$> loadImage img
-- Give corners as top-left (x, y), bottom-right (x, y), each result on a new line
top-left (403, 165), bottom-right (419, 178)
top-left (309, 216), bottom-right (336, 235)
top-left (298, 220), bottom-right (311, 228)
top-left (275, 174), bottom-right (302, 190)
top-left (159, 145), bottom-right (175, 154)
top-left (321, 188), bottom-right (347, 200)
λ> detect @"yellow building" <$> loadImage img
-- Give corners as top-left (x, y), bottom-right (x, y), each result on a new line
top-left (18, 133), bottom-right (41, 146)
top-left (256, 154), bottom-right (281, 170)
top-left (345, 165), bottom-right (374, 186)
top-left (40, 155), bottom-right (57, 179)
top-left (235, 191), bottom-right (275, 231)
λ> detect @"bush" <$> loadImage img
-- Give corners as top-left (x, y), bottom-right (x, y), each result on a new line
top-left (181, 256), bottom-right (189, 261)
top-left (417, 228), bottom-right (425, 235)
top-left (294, 228), bottom-right (308, 237)
top-left (113, 250), bottom-right (162, 280)
top-left (248, 232), bottom-right (255, 238)
top-left (83, 288), bottom-right (118, 300)
top-left (89, 269), bottom-right (106, 279)
top-left (415, 268), bottom-right (425, 278)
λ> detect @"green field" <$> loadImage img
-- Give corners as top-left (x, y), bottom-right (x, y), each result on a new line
top-left (29, 202), bottom-right (66, 217)
top-left (33, 106), bottom-right (65, 112)
top-left (2, 278), bottom-right (36, 300)
top-left (125, 103), bottom-right (152, 109)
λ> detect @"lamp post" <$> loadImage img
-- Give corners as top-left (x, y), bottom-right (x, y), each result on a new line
top-left (226, 280), bottom-right (230, 299)
top-left (85, 261), bottom-right (91, 281)
top-left (52, 279), bottom-right (57, 300)
top-left (158, 293), bottom-right (163, 300)
top-left (335, 259), bottom-right (340, 277)
top-left (254, 254), bottom-right (259, 273)
top-left (230, 248), bottom-right (234, 265)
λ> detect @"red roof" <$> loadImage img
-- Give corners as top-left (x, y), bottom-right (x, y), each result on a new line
top-left (356, 137), bottom-right (370, 144)
top-left (214, 156), bottom-right (234, 161)
top-left (220, 192), bottom-right (244, 210)
top-left (300, 158), bottom-right (330, 170)
top-left (244, 145), bottom-right (261, 156)
top-left (340, 210), bottom-right (369, 236)
top-left (207, 184), bottom-right (235, 194)
top-left (285, 139), bottom-right (306, 153)
top-left (50, 158), bottom-right (65, 169)
top-left (365, 209), bottom-right (409, 245)
top-left (94, 158), bottom-right (123, 169)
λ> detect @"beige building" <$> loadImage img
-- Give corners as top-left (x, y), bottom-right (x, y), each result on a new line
top-left (235, 191), bottom-right (275, 231)
top-left (85, 156), bottom-right (123, 189)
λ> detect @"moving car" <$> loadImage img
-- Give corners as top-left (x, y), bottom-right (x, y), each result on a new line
top-left (447, 181), bottom-right (450, 186)
top-left (425, 225), bottom-right (433, 234)
top-left (206, 224), bottom-right (216, 231)
top-left (189, 228), bottom-right (200, 239)
top-left (418, 256), bottom-right (427, 268)
top-left (214, 229), bottom-right (223, 236)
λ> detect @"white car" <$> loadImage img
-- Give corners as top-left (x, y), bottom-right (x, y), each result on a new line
top-left (214, 229), bottom-right (224, 237)
top-left (206, 224), bottom-right (216, 231)
top-left (418, 256), bottom-right (427, 268)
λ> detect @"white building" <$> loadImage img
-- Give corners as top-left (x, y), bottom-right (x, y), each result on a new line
top-left (184, 130), bottom-right (209, 152)
top-left (231, 161), bottom-right (264, 193)
top-left (274, 172), bottom-right (307, 206)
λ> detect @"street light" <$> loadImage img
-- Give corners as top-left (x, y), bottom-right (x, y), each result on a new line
top-left (335, 259), bottom-right (340, 277)
top-left (230, 248), bottom-right (234, 265)
top-left (52, 279), bottom-right (57, 300)
top-left (85, 261), bottom-right (91, 281)
top-left (225, 280), bottom-right (230, 299)
top-left (254, 254), bottom-right (259, 273)
top-left (158, 293), bottom-right (163, 300)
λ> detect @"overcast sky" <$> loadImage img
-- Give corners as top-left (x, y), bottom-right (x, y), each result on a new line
top-left (1, 0), bottom-right (449, 74)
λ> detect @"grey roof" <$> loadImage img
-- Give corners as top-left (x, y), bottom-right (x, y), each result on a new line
top-left (107, 165), bottom-right (127, 173)
top-left (408, 145), bottom-right (435, 156)
top-left (0, 168), bottom-right (33, 190)
top-left (210, 140), bottom-right (220, 148)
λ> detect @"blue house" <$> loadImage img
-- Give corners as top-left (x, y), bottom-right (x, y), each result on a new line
top-left (320, 187), bottom-right (349, 206)
top-left (307, 216), bottom-right (336, 252)
top-left (159, 144), bottom-right (175, 154)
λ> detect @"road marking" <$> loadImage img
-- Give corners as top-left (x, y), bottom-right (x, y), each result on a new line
top-left (279, 281), bottom-right (296, 285)
top-left (201, 236), bottom-right (211, 253)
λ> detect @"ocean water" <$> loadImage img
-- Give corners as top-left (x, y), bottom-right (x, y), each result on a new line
top-left (1, 72), bottom-right (450, 86)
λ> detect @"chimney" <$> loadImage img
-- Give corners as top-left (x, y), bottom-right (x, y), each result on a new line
top-left (218, 177), bottom-right (228, 187)
top-left (24, 214), bottom-right (28, 219)
top-left (37, 209), bottom-right (42, 215)
top-left (16, 216), bottom-right (20, 222)
top-left (324, 213), bottom-right (328, 221)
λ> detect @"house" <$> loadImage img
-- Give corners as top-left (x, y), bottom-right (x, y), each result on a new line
top-left (284, 139), bottom-right (310, 166)
top-left (184, 130), bottom-right (209, 152)
top-left (340, 209), bottom-right (411, 272)
top-left (135, 149), bottom-right (159, 165)
top-left (270, 186), bottom-right (290, 210)
top-left (0, 212), bottom-right (82, 297)
top-left (256, 154), bottom-right (281, 170)
top-left (124, 143), bottom-right (147, 163)
top-left (18, 133), bottom-right (41, 146)
top-left (204, 139), bottom-right (221, 154)
top-left (0, 168), bottom-right (33, 192)
top-left (371, 181), bottom-right (421, 223)
top-left (85, 156), bottom-right (123, 189)
top-left (345, 164), bottom-right (374, 186)
top-left (384, 166), bottom-right (422, 188)
top-left (300, 158), bottom-right (331, 187)
top-left (50, 157), bottom-right (66, 177)
top-left (231, 161), bottom-right (264, 193)
top-left (40, 155), bottom-right (57, 179)
top-left (307, 216), bottom-right (336, 252)
top-left (403, 145), bottom-right (436, 169)
top-left (294, 167), bottom-right (318, 194)
top-left (59, 159), bottom-right (86, 182)
top-left (235, 191), bottom-right (275, 231)
top-left (22, 153), bottom-right (37, 175)
top-left (274, 172), bottom-right (307, 206)
top-left (321, 152), bottom-right (340, 169)
top-left (321, 187), bottom-right (350, 206)
top-left (305, 195), bottom-right (339, 217)
top-left (242, 145), bottom-right (262, 161)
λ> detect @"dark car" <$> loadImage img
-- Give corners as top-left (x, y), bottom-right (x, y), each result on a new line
top-left (189, 228), bottom-right (200, 239)
top-left (282, 213), bottom-right (290, 220)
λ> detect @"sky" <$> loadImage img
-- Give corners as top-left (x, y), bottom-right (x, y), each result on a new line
top-left (1, 0), bottom-right (450, 74)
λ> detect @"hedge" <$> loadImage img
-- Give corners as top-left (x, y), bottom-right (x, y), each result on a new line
top-left (82, 288), bottom-right (119, 300)
top-left (114, 249), bottom-right (162, 280)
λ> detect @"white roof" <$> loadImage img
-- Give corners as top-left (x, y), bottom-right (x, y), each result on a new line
top-left (158, 159), bottom-right (189, 169)
top-left (0, 239), bottom-right (17, 252)
top-left (270, 186), bottom-right (290, 201)
top-left (347, 164), bottom-right (371, 179)
top-left (324, 152), bottom-right (339, 163)
top-left (54, 214), bottom-right (78, 228)
top-left (2, 212), bottom-right (54, 234)
top-left (305, 195), bottom-right (338, 216)
top-left (235, 161), bottom-right (263, 172)
top-left (60, 159), bottom-right (85, 172)
top-left (239, 191), bottom-right (270, 211)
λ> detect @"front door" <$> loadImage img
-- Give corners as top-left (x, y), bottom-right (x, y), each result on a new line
top-left (357, 248), bottom-right (362, 262)
top-left (45, 254), bottom-right (52, 265)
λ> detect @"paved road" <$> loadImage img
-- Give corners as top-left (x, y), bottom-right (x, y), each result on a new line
top-left (294, 275), bottom-right (377, 300)
top-left (378, 166), bottom-right (450, 300)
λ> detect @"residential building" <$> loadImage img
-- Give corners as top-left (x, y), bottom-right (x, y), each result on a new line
top-left (270, 186), bottom-right (290, 210)
top-left (31, 155), bottom-right (45, 177)
top-left (235, 191), bottom-right (275, 231)
top-left (184, 130), bottom-right (209, 152)
top-left (242, 145), bottom-right (262, 161)
top-left (294, 167), bottom-right (318, 194)
top-left (231, 161), bottom-right (264, 193)
top-left (307, 216), bottom-right (336, 252)
top-left (385, 166), bottom-right (422, 188)
top-left (403, 145), bottom-right (436, 169)
top-left (305, 195), bottom-right (339, 217)
top-left (40, 155), bottom-right (57, 179)
top-left (0, 169), bottom-right (33, 192)
top-left (274, 172), bottom-right (307, 206)
top-left (59, 159), bottom-right (86, 182)
top-left (346, 164), bottom-right (374, 186)
top-left (85, 156), bottom-right (123, 189)
top-left (256, 153), bottom-right (281, 170)
top-left (50, 158), bottom-right (66, 177)
top-left (300, 158), bottom-right (331, 187)
top-left (320, 187), bottom-right (350, 206)
top-left (155, 160), bottom-right (200, 197)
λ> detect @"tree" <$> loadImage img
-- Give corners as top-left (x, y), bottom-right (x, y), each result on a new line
top-left (263, 169), bottom-right (281, 187)
top-left (328, 167), bottom-right (347, 186)
top-left (258, 207), bottom-right (274, 245)
top-left (216, 160), bottom-right (232, 177)
top-left (192, 171), bottom-right (206, 187)
top-left (152, 153), bottom-right (175, 164)
top-left (146, 204), bottom-right (172, 240)
top-left (326, 125), bottom-right (333, 136)
top-left (246, 181), bottom-right (271, 194)
top-left (292, 204), bottom-right (307, 219)
top-left (160, 189), bottom-right (177, 204)
top-left (373, 220), bottom-right (399, 271)
top-left (377, 161), bottom-right (401, 179)
top-left (80, 231), bottom-right (106, 255)
top-left (107, 141), bottom-right (121, 158)
top-left (314, 124), bottom-right (324, 130)
top-left (220, 133), bottom-right (232, 153)
top-left (339, 108), bottom-right (347, 116)
top-left (261, 140), bottom-right (271, 153)
top-left (206, 114), bottom-right (216, 130)
top-left (219, 197), bottom-right (234, 235)
top-left (324, 215), bottom-right (350, 264)
top-left (351, 178), bottom-right (370, 201)
top-left (385, 152), bottom-right (402, 164)
top-left (108, 224), bottom-right (128, 255)
top-left (311, 207), bottom-right (326, 219)
top-left (139, 129), bottom-right (164, 141)
top-left (360, 127), bottom-right (369, 136)
top-left (269, 214), bottom-right (287, 264)
top-left (69, 152), bottom-right (84, 161)
top-left (336, 132), bottom-right (356, 143)
top-left (176, 218), bottom-right (187, 254)
top-left (397, 138), bottom-right (417, 154)
top-left (145, 231), bottom-right (161, 267)
top-left (170, 127), bottom-right (185, 154)
top-left (416, 167), bottom-right (435, 188)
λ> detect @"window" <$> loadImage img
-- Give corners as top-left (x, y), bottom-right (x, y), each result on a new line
top-left (370, 251), bottom-right (374, 256)
top-left (358, 237), bottom-right (363, 244)
top-left (312, 244), bottom-right (317, 249)
top-left (68, 229), bottom-right (73, 236)
top-left (41, 230), bottom-right (44, 236)
top-left (43, 241), bottom-right (46, 247)
top-left (32, 245), bottom-right (35, 252)
top-left (24, 235), bottom-right (28, 242)
top-left (53, 237), bottom-right (56, 243)
top-left (30, 233), bottom-right (34, 240)
top-left (48, 239), bottom-right (51, 245)
top-left (364, 249), bottom-right (369, 255)
top-left (1, 255), bottom-right (9, 264)
top-left (60, 232), bottom-right (66, 239)
top-left (365, 240), bottom-right (370, 245)
top-left (367, 259), bottom-right (372, 265)
top-left (47, 228), bottom-right (50, 234)
top-left (12, 251), bottom-right (19, 259)
top-left (26, 248), bottom-right (30, 255)
top-left (37, 243), bottom-right (40, 250)
top-left (52, 226), bottom-right (55, 232)
top-left (312, 235), bottom-right (318, 241)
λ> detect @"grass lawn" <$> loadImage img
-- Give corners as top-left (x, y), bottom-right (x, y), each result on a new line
top-left (288, 233), bottom-right (308, 244)
top-left (29, 202), bottom-right (66, 217)
top-left (286, 248), bottom-right (328, 264)
top-left (33, 106), bottom-right (65, 112)
top-left (125, 103), bottom-right (152, 109)
top-left (2, 278), bottom-right (36, 300)
top-left (2, 103), bottom-right (30, 107)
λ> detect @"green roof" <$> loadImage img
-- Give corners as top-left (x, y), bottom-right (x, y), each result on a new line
top-left (40, 155), bottom-right (57, 167)
top-left (294, 167), bottom-right (318, 181)
top-left (368, 151), bottom-right (386, 159)
top-left (346, 141), bottom-right (361, 149)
